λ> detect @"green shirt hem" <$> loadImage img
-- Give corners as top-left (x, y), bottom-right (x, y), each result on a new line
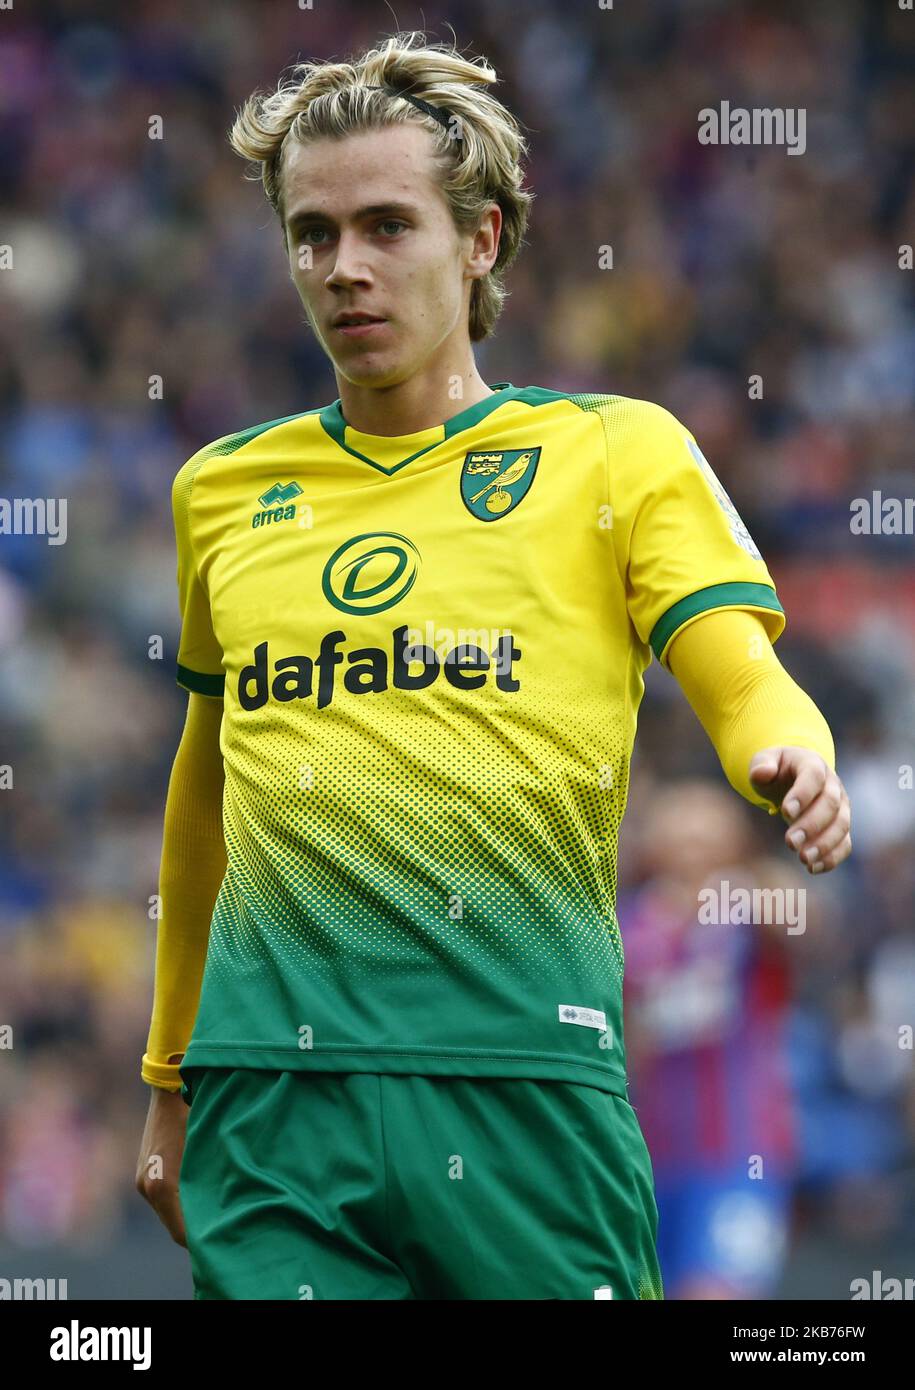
top-left (180, 1044), bottom-right (629, 1098)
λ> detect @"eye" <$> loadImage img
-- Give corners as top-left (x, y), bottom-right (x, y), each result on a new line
top-left (299, 227), bottom-right (329, 245)
top-left (378, 219), bottom-right (406, 236)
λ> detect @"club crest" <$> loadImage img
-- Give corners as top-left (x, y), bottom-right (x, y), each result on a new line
top-left (460, 447), bottom-right (541, 522)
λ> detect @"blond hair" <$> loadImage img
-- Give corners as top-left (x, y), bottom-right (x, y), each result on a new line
top-left (230, 30), bottom-right (533, 341)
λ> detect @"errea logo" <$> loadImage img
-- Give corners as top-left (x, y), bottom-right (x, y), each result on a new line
top-left (558, 1004), bottom-right (607, 1031)
top-left (252, 481), bottom-right (304, 529)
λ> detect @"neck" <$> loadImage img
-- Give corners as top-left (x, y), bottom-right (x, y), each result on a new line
top-left (335, 362), bottom-right (495, 436)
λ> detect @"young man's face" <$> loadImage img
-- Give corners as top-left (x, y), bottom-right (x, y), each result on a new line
top-left (281, 124), bottom-right (496, 389)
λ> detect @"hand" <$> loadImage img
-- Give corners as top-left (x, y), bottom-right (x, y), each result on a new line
top-left (135, 1085), bottom-right (189, 1246)
top-left (749, 747), bottom-right (852, 874)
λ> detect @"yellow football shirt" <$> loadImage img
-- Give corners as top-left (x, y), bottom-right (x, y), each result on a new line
top-left (172, 383), bottom-right (785, 1095)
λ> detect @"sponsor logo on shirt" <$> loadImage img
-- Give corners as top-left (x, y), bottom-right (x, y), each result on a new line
top-left (322, 532), bottom-right (421, 615)
top-left (237, 627), bottom-right (522, 711)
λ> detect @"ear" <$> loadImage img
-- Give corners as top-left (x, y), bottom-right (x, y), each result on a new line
top-left (468, 203), bottom-right (502, 277)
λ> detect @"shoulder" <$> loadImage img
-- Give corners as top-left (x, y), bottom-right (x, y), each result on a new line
top-left (560, 395), bottom-right (697, 496)
top-left (516, 387), bottom-right (690, 454)
top-left (169, 407), bottom-right (324, 538)
top-left (566, 392), bottom-right (690, 448)
top-left (172, 406), bottom-right (326, 492)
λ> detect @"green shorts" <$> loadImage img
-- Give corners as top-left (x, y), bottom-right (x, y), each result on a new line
top-left (179, 1068), bottom-right (663, 1300)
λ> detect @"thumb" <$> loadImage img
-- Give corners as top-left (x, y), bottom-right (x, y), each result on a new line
top-left (749, 749), bottom-right (781, 784)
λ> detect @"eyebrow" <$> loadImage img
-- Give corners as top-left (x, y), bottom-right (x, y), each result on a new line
top-left (286, 201), bottom-right (421, 230)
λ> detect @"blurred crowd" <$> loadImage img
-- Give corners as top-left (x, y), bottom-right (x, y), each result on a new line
top-left (0, 0), bottom-right (913, 1296)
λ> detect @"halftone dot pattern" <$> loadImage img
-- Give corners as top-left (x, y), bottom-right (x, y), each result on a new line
top-left (205, 661), bottom-right (628, 995)
top-left (569, 393), bottom-right (628, 428)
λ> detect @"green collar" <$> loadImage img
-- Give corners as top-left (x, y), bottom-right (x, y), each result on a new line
top-left (318, 382), bottom-right (521, 476)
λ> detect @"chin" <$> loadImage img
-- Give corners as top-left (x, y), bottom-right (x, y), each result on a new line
top-left (337, 358), bottom-right (408, 388)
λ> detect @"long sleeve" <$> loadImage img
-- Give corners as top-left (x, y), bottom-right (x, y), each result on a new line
top-left (667, 608), bottom-right (836, 812)
top-left (141, 691), bottom-right (227, 1090)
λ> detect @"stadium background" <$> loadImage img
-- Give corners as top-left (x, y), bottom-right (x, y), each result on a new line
top-left (0, 0), bottom-right (913, 1298)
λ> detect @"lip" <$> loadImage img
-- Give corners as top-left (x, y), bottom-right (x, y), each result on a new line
top-left (333, 317), bottom-right (388, 337)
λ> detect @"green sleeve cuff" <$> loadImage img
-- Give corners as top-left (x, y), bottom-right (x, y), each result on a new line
top-left (651, 582), bottom-right (785, 665)
top-left (176, 664), bottom-right (225, 697)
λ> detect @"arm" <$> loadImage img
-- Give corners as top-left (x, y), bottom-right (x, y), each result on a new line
top-left (667, 609), bottom-right (852, 874)
top-left (136, 689), bottom-right (226, 1246)
top-left (141, 688), bottom-right (227, 1089)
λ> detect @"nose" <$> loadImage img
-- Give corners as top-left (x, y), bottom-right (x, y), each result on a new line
top-left (324, 229), bottom-right (372, 291)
